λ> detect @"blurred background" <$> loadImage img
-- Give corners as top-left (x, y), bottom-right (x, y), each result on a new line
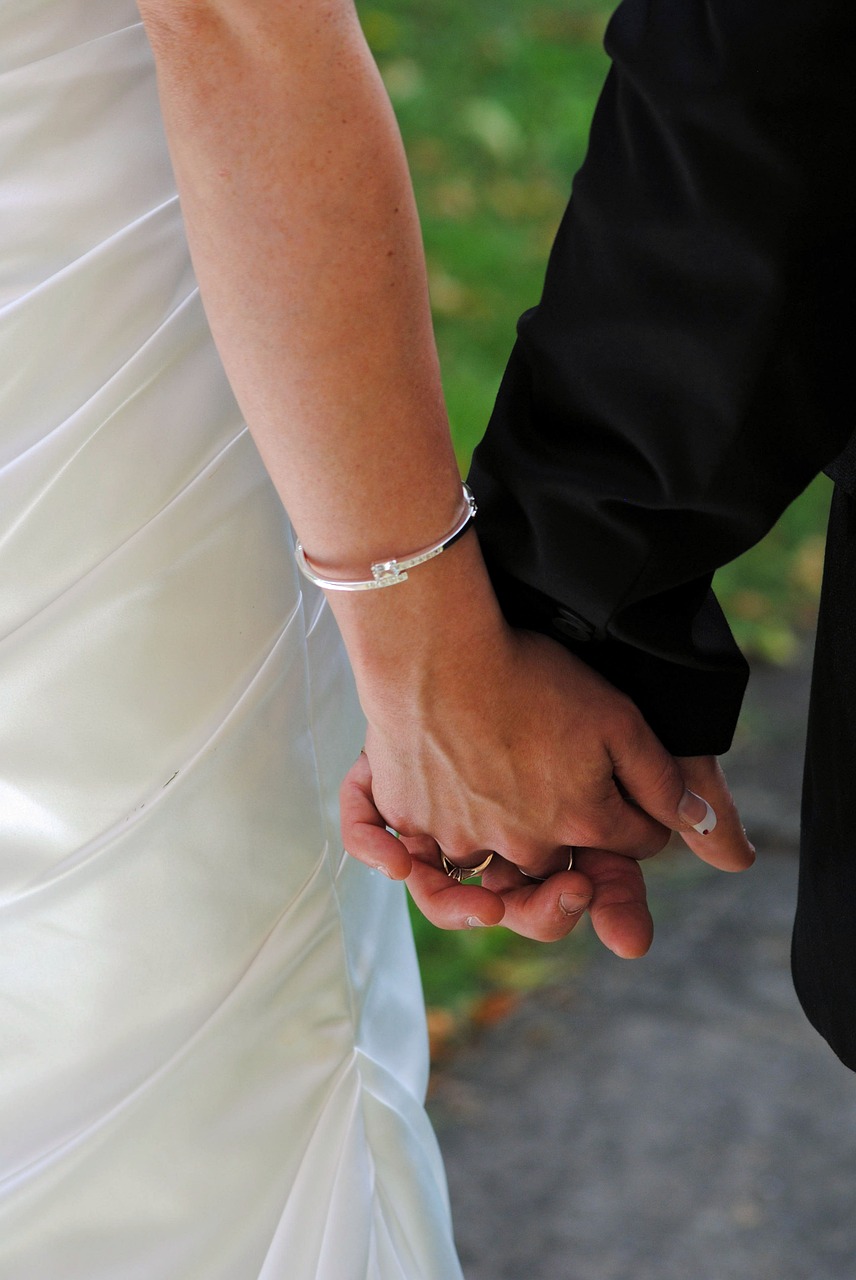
top-left (361, 1), bottom-right (856, 1277)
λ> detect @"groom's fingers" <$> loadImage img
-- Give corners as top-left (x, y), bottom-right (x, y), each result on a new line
top-left (405, 850), bottom-right (506, 930)
top-left (480, 857), bottom-right (594, 942)
top-left (339, 753), bottom-right (413, 880)
top-left (409, 850), bottom-right (651, 953)
top-left (481, 850), bottom-right (652, 955)
top-left (572, 848), bottom-right (654, 958)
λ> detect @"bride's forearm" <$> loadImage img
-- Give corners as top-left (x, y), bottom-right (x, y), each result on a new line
top-left (139, 0), bottom-right (464, 575)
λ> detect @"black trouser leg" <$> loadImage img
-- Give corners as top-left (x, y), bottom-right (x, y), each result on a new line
top-left (793, 485), bottom-right (856, 1070)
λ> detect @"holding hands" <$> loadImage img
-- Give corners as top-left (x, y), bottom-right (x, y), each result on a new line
top-left (337, 547), bottom-right (754, 958)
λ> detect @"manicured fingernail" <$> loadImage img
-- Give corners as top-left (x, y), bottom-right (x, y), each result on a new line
top-left (679, 790), bottom-right (717, 835)
top-left (466, 916), bottom-right (488, 928)
top-left (559, 893), bottom-right (589, 917)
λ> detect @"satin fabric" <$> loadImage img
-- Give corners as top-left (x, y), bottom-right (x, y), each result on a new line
top-left (0, 6), bottom-right (462, 1276)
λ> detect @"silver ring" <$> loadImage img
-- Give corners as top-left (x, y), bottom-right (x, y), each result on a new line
top-left (441, 852), bottom-right (494, 883)
top-left (520, 848), bottom-right (575, 883)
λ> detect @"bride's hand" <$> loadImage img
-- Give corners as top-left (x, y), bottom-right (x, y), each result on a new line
top-left (331, 533), bottom-right (753, 886)
top-left (341, 750), bottom-right (655, 957)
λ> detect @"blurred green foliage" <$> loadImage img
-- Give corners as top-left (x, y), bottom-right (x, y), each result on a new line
top-left (359, 0), bottom-right (832, 1017)
top-left (363, 0), bottom-right (611, 463)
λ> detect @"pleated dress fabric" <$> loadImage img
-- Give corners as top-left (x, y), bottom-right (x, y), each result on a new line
top-left (0, 5), bottom-right (463, 1277)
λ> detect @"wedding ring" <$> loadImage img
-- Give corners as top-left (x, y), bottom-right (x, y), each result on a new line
top-left (520, 848), bottom-right (576, 882)
top-left (441, 852), bottom-right (494, 883)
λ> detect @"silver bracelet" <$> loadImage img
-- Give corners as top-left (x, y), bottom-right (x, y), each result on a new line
top-left (295, 484), bottom-right (477, 592)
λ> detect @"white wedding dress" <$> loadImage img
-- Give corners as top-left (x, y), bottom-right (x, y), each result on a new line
top-left (0, 5), bottom-right (463, 1277)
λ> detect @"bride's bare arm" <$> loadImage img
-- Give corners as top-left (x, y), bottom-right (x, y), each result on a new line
top-left (139, 0), bottom-right (463, 565)
top-left (138, 1), bottom-right (752, 939)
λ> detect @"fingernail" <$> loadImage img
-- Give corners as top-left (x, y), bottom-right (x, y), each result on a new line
top-left (373, 864), bottom-right (395, 879)
top-left (559, 893), bottom-right (589, 918)
top-left (466, 916), bottom-right (488, 928)
top-left (679, 789), bottom-right (717, 835)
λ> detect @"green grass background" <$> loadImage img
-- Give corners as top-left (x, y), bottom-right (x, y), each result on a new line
top-left (359, 0), bottom-right (833, 1021)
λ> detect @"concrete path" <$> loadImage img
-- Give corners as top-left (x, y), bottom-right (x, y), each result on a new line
top-left (431, 643), bottom-right (856, 1280)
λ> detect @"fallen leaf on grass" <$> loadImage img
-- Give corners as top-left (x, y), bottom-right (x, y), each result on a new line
top-left (470, 989), bottom-right (521, 1028)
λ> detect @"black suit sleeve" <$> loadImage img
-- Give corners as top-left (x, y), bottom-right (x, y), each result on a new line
top-left (468, 0), bottom-right (856, 755)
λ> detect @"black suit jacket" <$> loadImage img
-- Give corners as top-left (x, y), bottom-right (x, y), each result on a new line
top-left (469, 0), bottom-right (856, 757)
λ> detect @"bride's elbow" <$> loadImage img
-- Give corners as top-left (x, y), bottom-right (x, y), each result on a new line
top-left (138, 0), bottom-right (358, 54)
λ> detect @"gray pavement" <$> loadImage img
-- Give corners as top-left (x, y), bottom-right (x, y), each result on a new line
top-left (431, 641), bottom-right (856, 1280)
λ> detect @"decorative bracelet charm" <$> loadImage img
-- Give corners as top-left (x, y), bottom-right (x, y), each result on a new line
top-left (295, 484), bottom-right (477, 592)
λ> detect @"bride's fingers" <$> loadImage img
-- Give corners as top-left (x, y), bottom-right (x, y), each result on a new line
top-left (674, 755), bottom-right (755, 873)
top-left (339, 754), bottom-right (412, 880)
